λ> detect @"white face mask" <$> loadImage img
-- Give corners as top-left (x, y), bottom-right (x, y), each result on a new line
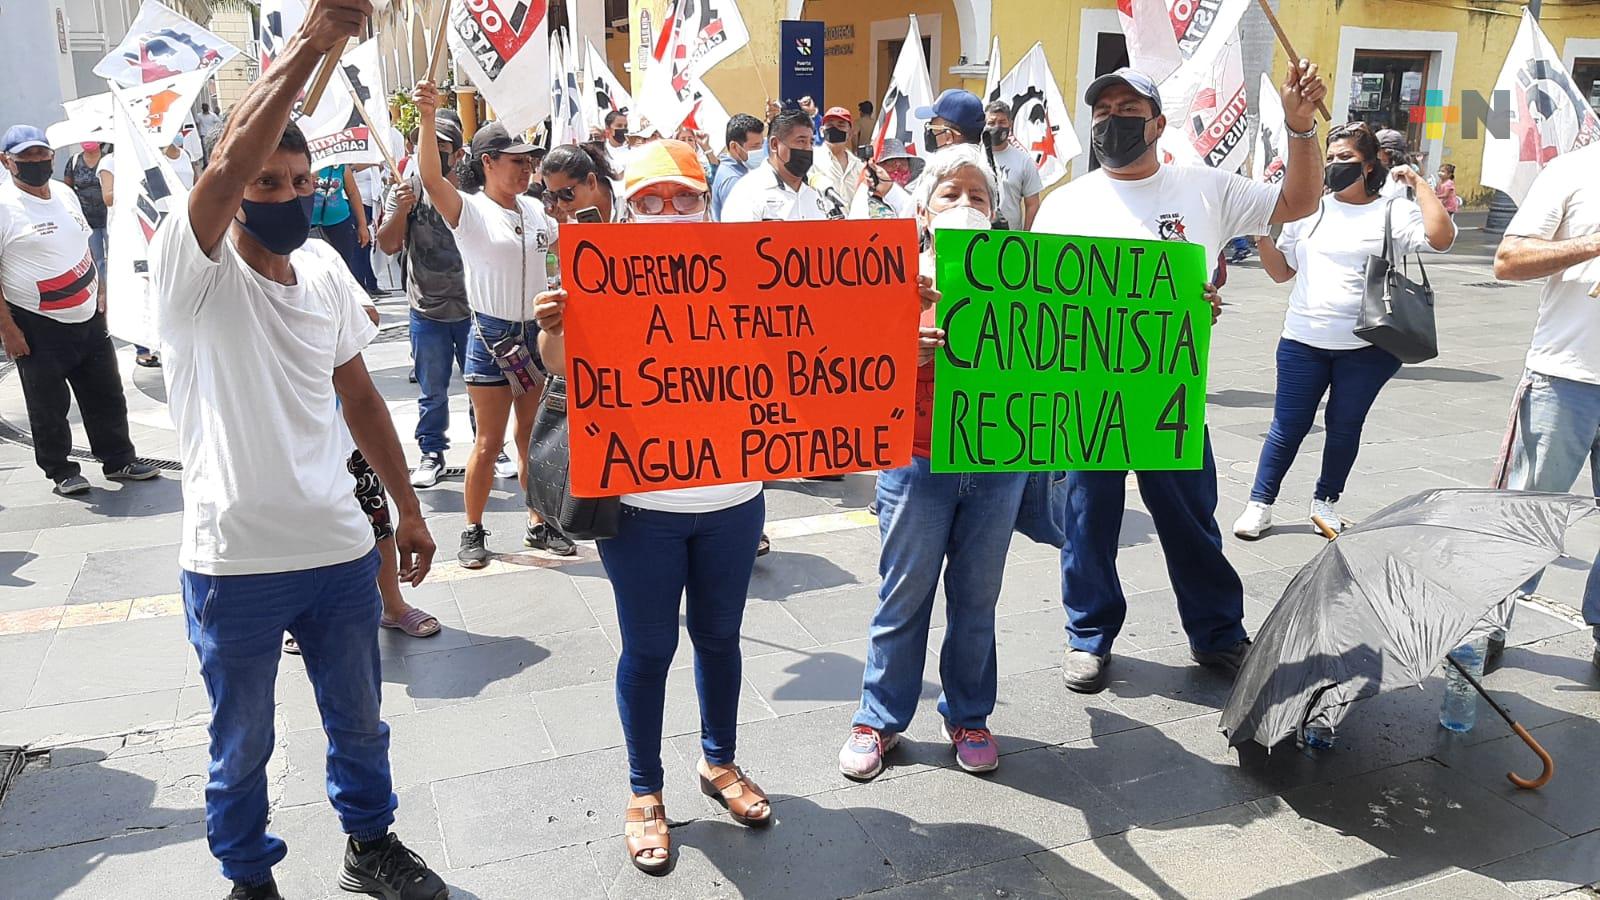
top-left (634, 211), bottom-right (707, 225)
top-left (928, 205), bottom-right (992, 233)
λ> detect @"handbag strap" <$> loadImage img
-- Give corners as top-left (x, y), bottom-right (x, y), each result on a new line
top-left (1384, 197), bottom-right (1434, 293)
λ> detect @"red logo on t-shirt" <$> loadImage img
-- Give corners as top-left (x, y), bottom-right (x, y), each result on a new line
top-left (36, 251), bottom-right (97, 312)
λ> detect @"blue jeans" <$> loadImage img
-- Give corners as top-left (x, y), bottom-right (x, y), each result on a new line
top-left (1060, 432), bottom-right (1246, 655)
top-left (1251, 338), bottom-right (1402, 504)
top-left (182, 548), bottom-right (395, 885)
top-left (855, 458), bottom-right (1027, 733)
top-left (464, 311), bottom-right (544, 386)
top-left (1505, 370), bottom-right (1600, 638)
top-left (409, 310), bottom-right (470, 455)
top-left (598, 495), bottom-right (764, 795)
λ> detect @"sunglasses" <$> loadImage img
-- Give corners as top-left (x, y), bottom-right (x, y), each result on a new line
top-left (540, 185), bottom-right (579, 210)
top-left (629, 192), bottom-right (708, 216)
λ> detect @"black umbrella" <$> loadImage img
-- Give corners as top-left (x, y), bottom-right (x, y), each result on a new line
top-left (1221, 488), bottom-right (1591, 787)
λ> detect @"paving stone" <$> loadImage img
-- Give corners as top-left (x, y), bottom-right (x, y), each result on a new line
top-left (28, 515), bottom-right (183, 556)
top-left (443, 844), bottom-right (607, 900)
top-left (1435, 717), bottom-right (1600, 838)
top-left (26, 616), bottom-right (188, 707)
top-left (452, 569), bottom-right (598, 641)
top-left (0, 630), bottom-right (52, 712)
top-left (772, 582), bottom-right (883, 647)
top-left (67, 544), bottom-right (180, 605)
top-left (837, 745), bottom-right (1132, 882)
top-left (402, 628), bottom-right (616, 711)
top-left (0, 550), bottom-right (85, 613)
top-left (1378, 869), bottom-right (1522, 899)
top-left (269, 785), bottom-right (447, 900)
top-left (741, 637), bottom-right (938, 719)
top-left (850, 857), bottom-right (1064, 899)
top-left (1029, 802), bottom-right (1350, 898)
top-left (0, 820), bottom-right (210, 900)
top-left (0, 742), bottom-right (207, 854)
top-left (588, 792), bottom-right (899, 899)
top-left (375, 584), bottom-right (476, 658)
top-left (0, 689), bottom-right (181, 747)
top-left (535, 672), bottom-right (772, 759)
top-left (1475, 830), bottom-right (1600, 899)
top-left (1253, 760), bottom-right (1568, 895)
top-left (1096, 643), bottom-right (1239, 728)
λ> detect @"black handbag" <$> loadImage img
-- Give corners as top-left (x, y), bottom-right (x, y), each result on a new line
top-left (526, 374), bottom-right (621, 540)
top-left (1354, 200), bottom-right (1438, 364)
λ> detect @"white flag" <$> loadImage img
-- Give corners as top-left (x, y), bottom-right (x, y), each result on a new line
top-left (448, 0), bottom-right (552, 133)
top-left (1118, 0), bottom-right (1249, 81)
top-left (46, 93), bottom-right (115, 149)
top-left (551, 31), bottom-right (587, 145)
top-left (1117, 0), bottom-right (1183, 83)
top-left (585, 39), bottom-right (632, 127)
top-left (1252, 72), bottom-right (1288, 185)
top-left (116, 69), bottom-right (213, 152)
top-left (256, 0), bottom-right (309, 70)
top-left (983, 37), bottom-right (1002, 104)
top-left (296, 38), bottom-right (394, 171)
top-left (94, 0), bottom-right (239, 87)
top-left (669, 0), bottom-right (751, 83)
top-left (106, 87), bottom-right (190, 348)
top-left (1175, 36), bottom-right (1250, 174)
top-left (1481, 9), bottom-right (1600, 204)
top-left (992, 42), bottom-right (1083, 187)
top-left (682, 76), bottom-right (730, 150)
top-left (871, 15), bottom-right (935, 160)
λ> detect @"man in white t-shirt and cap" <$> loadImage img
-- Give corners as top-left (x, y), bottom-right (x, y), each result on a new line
top-left (1375, 128), bottom-right (1415, 200)
top-left (982, 99), bottom-right (1044, 230)
top-left (0, 124), bottom-right (158, 495)
top-left (1491, 141), bottom-right (1600, 674)
top-left (1033, 63), bottom-right (1328, 694)
top-left (146, 2), bottom-right (446, 898)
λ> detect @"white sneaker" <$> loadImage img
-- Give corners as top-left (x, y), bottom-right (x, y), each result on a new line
top-left (1232, 501), bottom-right (1273, 539)
top-left (410, 453), bottom-right (444, 488)
top-left (493, 449), bottom-right (518, 480)
top-left (1310, 498), bottom-right (1344, 535)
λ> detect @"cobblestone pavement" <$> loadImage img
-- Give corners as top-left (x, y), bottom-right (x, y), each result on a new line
top-left (0, 219), bottom-right (1597, 899)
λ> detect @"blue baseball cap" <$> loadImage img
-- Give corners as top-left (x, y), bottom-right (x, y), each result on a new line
top-left (915, 89), bottom-right (985, 136)
top-left (2, 125), bottom-right (50, 155)
top-left (1084, 67), bottom-right (1163, 115)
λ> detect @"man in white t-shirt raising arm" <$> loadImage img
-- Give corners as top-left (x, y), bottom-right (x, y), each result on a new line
top-left (147, 2), bottom-right (445, 899)
top-left (1491, 141), bottom-right (1600, 675)
top-left (1034, 64), bottom-right (1327, 694)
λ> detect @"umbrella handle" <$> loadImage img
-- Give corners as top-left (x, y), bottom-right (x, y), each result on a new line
top-left (1506, 722), bottom-right (1555, 790)
top-left (1311, 515), bottom-right (1339, 541)
top-left (1446, 655), bottom-right (1555, 791)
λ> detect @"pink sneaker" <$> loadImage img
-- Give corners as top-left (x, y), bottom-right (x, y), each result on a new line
top-left (839, 725), bottom-right (899, 781)
top-left (943, 723), bottom-right (999, 773)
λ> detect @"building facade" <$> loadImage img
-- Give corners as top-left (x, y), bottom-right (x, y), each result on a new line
top-left (627, 0), bottom-right (1600, 207)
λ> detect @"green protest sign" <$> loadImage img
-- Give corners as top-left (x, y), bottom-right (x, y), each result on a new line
top-left (930, 229), bottom-right (1211, 472)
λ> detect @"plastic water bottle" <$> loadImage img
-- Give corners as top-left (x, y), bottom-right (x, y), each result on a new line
top-left (1301, 724), bottom-right (1336, 750)
top-left (1439, 637), bottom-right (1486, 733)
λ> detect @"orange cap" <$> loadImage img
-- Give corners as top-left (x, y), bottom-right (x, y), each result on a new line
top-left (622, 139), bottom-right (708, 199)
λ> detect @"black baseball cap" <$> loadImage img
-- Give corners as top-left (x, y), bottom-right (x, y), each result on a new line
top-left (434, 115), bottom-right (463, 149)
top-left (470, 121), bottom-right (535, 158)
top-left (1084, 67), bottom-right (1163, 115)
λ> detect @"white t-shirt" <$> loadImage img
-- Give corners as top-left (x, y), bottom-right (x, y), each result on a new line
top-left (182, 128), bottom-right (205, 165)
top-left (720, 163), bottom-right (830, 223)
top-left (450, 191), bottom-right (559, 322)
top-left (166, 147), bottom-right (196, 190)
top-left (1508, 143), bottom-right (1600, 384)
top-left (1033, 163), bottom-right (1280, 266)
top-left (605, 142), bottom-right (634, 176)
top-left (621, 482), bottom-right (762, 513)
top-left (0, 182), bottom-right (98, 323)
top-left (355, 164), bottom-right (384, 211)
top-left (150, 208), bottom-right (380, 575)
top-left (990, 142), bottom-right (1043, 231)
top-left (1277, 195), bottom-right (1453, 350)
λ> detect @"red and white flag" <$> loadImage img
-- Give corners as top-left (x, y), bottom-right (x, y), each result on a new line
top-left (1173, 36), bottom-right (1250, 174)
top-left (94, 0), bottom-right (239, 87)
top-left (1252, 71), bottom-right (1288, 184)
top-left (117, 69), bottom-right (213, 152)
top-left (1117, 0), bottom-right (1249, 82)
top-left (585, 39), bottom-right (632, 127)
top-left (991, 42), bottom-right (1082, 187)
top-left (256, 0), bottom-right (308, 71)
top-left (448, 0), bottom-right (552, 133)
top-left (107, 86), bottom-right (191, 347)
top-left (871, 15), bottom-right (935, 161)
top-left (1481, 8), bottom-right (1600, 204)
top-left (638, 0), bottom-right (749, 135)
top-left (296, 38), bottom-right (396, 171)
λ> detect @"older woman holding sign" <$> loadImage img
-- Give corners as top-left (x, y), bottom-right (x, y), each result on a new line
top-left (533, 140), bottom-right (768, 875)
top-left (839, 144), bottom-right (1029, 782)
top-left (411, 80), bottom-right (577, 568)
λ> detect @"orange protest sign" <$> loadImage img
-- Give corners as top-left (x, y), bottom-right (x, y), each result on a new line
top-left (561, 219), bottom-right (921, 498)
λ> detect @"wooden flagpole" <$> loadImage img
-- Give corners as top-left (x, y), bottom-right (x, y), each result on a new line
top-left (348, 83), bottom-right (402, 179)
top-left (1254, 0), bottom-right (1332, 121)
top-left (427, 0), bottom-right (452, 84)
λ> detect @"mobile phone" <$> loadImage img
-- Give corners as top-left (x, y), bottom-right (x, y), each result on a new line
top-left (574, 206), bottom-right (603, 224)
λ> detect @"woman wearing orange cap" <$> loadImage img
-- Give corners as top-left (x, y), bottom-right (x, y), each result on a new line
top-left (534, 140), bottom-right (769, 875)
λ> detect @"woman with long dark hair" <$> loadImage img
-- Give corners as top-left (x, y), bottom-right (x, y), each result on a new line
top-left (412, 81), bottom-right (575, 565)
top-left (538, 143), bottom-right (624, 223)
top-left (1233, 122), bottom-right (1455, 539)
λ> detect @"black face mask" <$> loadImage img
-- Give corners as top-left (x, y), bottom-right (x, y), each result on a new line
top-left (238, 195), bottom-right (314, 255)
top-left (923, 127), bottom-right (941, 155)
top-left (439, 152), bottom-right (455, 174)
top-left (1091, 114), bottom-right (1155, 169)
top-left (985, 126), bottom-right (1011, 148)
top-left (823, 126), bottom-right (848, 145)
top-left (782, 146), bottom-right (813, 179)
top-left (612, 129), bottom-right (627, 144)
top-left (1324, 161), bottom-right (1366, 193)
top-left (12, 159), bottom-right (52, 188)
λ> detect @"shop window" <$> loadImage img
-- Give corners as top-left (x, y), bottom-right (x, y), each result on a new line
top-left (1573, 58), bottom-right (1600, 109)
top-left (1349, 50), bottom-right (1431, 150)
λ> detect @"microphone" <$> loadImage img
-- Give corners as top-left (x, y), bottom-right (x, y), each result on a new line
top-left (807, 173), bottom-right (848, 219)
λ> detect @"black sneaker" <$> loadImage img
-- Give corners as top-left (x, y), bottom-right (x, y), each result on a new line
top-left (1191, 638), bottom-right (1253, 676)
top-left (225, 878), bottom-right (282, 900)
top-left (525, 522), bottom-right (576, 556)
top-left (107, 462), bottom-right (160, 481)
top-left (756, 533), bottom-right (771, 557)
top-left (410, 454), bottom-right (444, 489)
top-left (339, 833), bottom-right (449, 900)
top-left (54, 474), bottom-right (91, 495)
top-left (458, 525), bottom-right (491, 569)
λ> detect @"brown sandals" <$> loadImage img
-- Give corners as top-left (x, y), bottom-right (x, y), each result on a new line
top-left (624, 802), bottom-right (671, 874)
top-left (698, 765), bottom-right (772, 827)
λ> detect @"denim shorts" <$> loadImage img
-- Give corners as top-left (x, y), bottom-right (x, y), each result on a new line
top-left (465, 311), bottom-right (544, 386)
